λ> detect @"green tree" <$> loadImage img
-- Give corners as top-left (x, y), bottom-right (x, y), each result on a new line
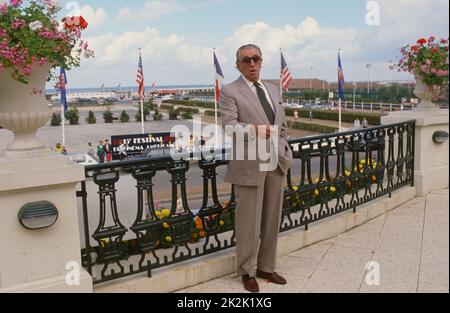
top-left (86, 111), bottom-right (96, 124)
top-left (64, 107), bottom-right (79, 125)
top-left (103, 108), bottom-right (114, 123)
top-left (120, 110), bottom-right (130, 123)
top-left (153, 108), bottom-right (163, 121)
top-left (169, 108), bottom-right (179, 120)
top-left (50, 112), bottom-right (61, 126)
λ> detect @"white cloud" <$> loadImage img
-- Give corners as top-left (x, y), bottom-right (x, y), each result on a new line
top-left (115, 0), bottom-right (186, 23)
top-left (67, 1), bottom-right (449, 87)
top-left (223, 18), bottom-right (362, 80)
top-left (80, 5), bottom-right (107, 29)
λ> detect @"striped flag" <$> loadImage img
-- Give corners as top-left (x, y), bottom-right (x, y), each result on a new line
top-left (214, 51), bottom-right (224, 103)
top-left (136, 51), bottom-right (145, 100)
top-left (281, 52), bottom-right (292, 92)
top-left (59, 67), bottom-right (68, 112)
top-left (338, 51), bottom-right (345, 100)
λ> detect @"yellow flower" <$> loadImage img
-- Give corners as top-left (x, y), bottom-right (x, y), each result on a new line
top-left (314, 189), bottom-right (319, 196)
top-left (345, 171), bottom-right (351, 177)
top-left (100, 238), bottom-right (109, 248)
top-left (372, 162), bottom-right (378, 169)
top-left (155, 210), bottom-right (162, 217)
top-left (163, 222), bottom-right (170, 229)
top-left (165, 236), bottom-right (173, 243)
top-left (330, 186), bottom-right (336, 192)
top-left (314, 178), bottom-right (319, 184)
top-left (360, 159), bottom-right (366, 165)
top-left (219, 220), bottom-right (225, 226)
top-left (161, 209), bottom-right (171, 218)
top-left (292, 186), bottom-right (298, 191)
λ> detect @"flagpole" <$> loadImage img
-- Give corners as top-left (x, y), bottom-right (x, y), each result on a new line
top-left (139, 48), bottom-right (145, 135)
top-left (338, 49), bottom-right (342, 132)
top-left (280, 48), bottom-right (283, 98)
top-left (213, 48), bottom-right (218, 148)
top-left (61, 103), bottom-right (65, 146)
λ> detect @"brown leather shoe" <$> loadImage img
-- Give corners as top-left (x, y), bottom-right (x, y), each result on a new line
top-left (242, 275), bottom-right (260, 293)
top-left (256, 270), bottom-right (287, 285)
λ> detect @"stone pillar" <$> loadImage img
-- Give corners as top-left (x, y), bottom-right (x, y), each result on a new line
top-left (0, 155), bottom-right (93, 292)
top-left (381, 110), bottom-right (449, 197)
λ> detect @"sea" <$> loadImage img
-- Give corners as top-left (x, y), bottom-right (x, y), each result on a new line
top-left (46, 84), bottom-right (214, 94)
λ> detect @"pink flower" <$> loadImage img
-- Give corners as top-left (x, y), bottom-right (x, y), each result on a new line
top-left (0, 3), bottom-right (7, 14)
top-left (428, 36), bottom-right (435, 43)
top-left (9, 0), bottom-right (22, 7)
top-left (426, 59), bottom-right (432, 65)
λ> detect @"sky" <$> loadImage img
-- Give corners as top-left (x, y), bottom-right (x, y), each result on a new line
top-left (53, 0), bottom-right (449, 88)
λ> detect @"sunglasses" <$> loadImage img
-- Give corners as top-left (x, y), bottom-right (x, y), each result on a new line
top-left (240, 55), bottom-right (262, 64)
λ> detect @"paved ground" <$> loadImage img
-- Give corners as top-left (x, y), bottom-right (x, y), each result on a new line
top-left (0, 104), bottom-right (326, 154)
top-left (177, 189), bottom-right (449, 293)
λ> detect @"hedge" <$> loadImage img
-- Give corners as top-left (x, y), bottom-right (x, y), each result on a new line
top-left (204, 110), bottom-right (221, 117)
top-left (287, 120), bottom-right (338, 134)
top-left (285, 108), bottom-right (381, 125)
top-left (163, 100), bottom-right (215, 109)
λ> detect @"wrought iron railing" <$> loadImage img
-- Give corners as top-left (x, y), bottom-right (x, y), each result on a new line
top-left (77, 120), bottom-right (415, 284)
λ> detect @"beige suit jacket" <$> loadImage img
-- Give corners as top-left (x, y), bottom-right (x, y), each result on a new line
top-left (220, 76), bottom-right (293, 186)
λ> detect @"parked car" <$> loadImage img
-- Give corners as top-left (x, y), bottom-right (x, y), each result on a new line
top-left (68, 153), bottom-right (98, 166)
top-left (345, 133), bottom-right (381, 152)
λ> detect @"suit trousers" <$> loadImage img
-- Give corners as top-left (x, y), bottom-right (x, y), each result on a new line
top-left (234, 166), bottom-right (285, 277)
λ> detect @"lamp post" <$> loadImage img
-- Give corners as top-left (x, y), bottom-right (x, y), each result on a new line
top-left (309, 66), bottom-right (314, 91)
top-left (365, 63), bottom-right (372, 94)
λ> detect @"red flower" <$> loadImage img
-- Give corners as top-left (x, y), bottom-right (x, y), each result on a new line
top-left (410, 45), bottom-right (419, 53)
top-left (431, 48), bottom-right (439, 53)
top-left (417, 38), bottom-right (427, 45)
top-left (441, 39), bottom-right (448, 44)
top-left (62, 16), bottom-right (88, 31)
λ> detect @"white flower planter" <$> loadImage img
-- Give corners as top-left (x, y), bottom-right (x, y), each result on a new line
top-left (0, 63), bottom-right (53, 159)
top-left (413, 75), bottom-right (440, 111)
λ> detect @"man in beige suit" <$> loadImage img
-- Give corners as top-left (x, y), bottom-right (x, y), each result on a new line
top-left (220, 44), bottom-right (293, 293)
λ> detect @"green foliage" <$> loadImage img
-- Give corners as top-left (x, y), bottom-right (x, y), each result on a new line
top-left (153, 108), bottom-right (163, 121)
top-left (64, 107), bottom-right (79, 125)
top-left (163, 100), bottom-right (215, 109)
top-left (285, 108), bottom-right (381, 125)
top-left (287, 120), bottom-right (338, 133)
top-left (0, 1), bottom-right (92, 84)
top-left (181, 110), bottom-right (194, 120)
top-left (204, 110), bottom-right (221, 117)
top-left (103, 108), bottom-right (114, 123)
top-left (86, 111), bottom-right (96, 124)
top-left (50, 112), bottom-right (61, 126)
top-left (119, 110), bottom-right (130, 123)
top-left (169, 108), bottom-right (179, 120)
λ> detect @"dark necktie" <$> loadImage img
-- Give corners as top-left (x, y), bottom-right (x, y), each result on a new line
top-left (254, 82), bottom-right (275, 125)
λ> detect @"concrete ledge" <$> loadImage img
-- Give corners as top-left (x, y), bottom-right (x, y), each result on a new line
top-left (1, 268), bottom-right (92, 293)
top-left (94, 186), bottom-right (417, 293)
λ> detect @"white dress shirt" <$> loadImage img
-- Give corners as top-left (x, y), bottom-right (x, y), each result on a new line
top-left (241, 75), bottom-right (275, 112)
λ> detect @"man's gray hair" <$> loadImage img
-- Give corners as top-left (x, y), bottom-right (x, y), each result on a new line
top-left (235, 44), bottom-right (262, 64)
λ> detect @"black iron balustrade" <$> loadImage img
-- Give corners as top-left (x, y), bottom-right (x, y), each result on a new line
top-left (77, 120), bottom-right (415, 284)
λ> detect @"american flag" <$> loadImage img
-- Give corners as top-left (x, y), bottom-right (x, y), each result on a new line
top-left (281, 52), bottom-right (292, 92)
top-left (338, 51), bottom-right (345, 100)
top-left (136, 51), bottom-right (145, 100)
top-left (214, 51), bottom-right (224, 103)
